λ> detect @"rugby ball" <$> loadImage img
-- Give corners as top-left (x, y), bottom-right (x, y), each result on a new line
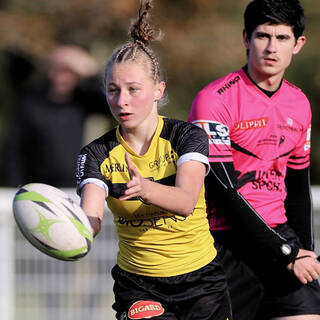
top-left (12, 183), bottom-right (93, 261)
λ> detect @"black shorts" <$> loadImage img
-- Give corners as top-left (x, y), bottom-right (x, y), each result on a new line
top-left (213, 224), bottom-right (320, 319)
top-left (111, 259), bottom-right (232, 320)
top-left (214, 241), bottom-right (264, 320)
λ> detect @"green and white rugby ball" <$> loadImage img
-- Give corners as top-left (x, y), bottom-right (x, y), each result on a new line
top-left (13, 183), bottom-right (93, 261)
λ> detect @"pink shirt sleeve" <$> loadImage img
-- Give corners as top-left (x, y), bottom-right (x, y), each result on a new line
top-left (188, 87), bottom-right (233, 163)
top-left (287, 124), bottom-right (311, 170)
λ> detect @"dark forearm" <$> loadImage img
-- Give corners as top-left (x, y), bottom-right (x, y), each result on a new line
top-left (285, 166), bottom-right (313, 250)
top-left (206, 162), bottom-right (299, 264)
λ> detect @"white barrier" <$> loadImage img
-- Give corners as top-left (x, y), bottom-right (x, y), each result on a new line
top-left (0, 189), bottom-right (15, 320)
top-left (1, 188), bottom-right (117, 320)
top-left (0, 187), bottom-right (320, 320)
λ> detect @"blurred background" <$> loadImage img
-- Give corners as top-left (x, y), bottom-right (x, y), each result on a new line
top-left (0, 0), bottom-right (319, 319)
top-left (0, 0), bottom-right (320, 184)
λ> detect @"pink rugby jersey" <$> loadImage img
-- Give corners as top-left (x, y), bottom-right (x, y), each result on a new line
top-left (188, 68), bottom-right (311, 230)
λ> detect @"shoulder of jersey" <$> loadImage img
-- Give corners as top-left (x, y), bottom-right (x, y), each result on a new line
top-left (199, 70), bottom-right (243, 98)
top-left (163, 117), bottom-right (190, 127)
top-left (162, 118), bottom-right (208, 146)
top-left (12, 183), bottom-right (93, 261)
top-left (283, 79), bottom-right (302, 92)
top-left (162, 117), bottom-right (202, 134)
top-left (282, 79), bottom-right (310, 105)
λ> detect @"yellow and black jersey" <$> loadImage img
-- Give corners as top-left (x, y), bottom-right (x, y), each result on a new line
top-left (76, 116), bottom-right (216, 277)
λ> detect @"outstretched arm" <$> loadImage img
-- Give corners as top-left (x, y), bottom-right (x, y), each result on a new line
top-left (80, 183), bottom-right (106, 237)
top-left (208, 161), bottom-right (298, 264)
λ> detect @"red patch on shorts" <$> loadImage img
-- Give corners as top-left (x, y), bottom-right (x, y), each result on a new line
top-left (128, 300), bottom-right (164, 319)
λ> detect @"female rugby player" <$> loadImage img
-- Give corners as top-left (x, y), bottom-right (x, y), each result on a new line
top-left (76, 1), bottom-right (231, 319)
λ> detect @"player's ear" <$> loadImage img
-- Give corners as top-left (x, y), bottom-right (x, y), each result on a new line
top-left (293, 36), bottom-right (306, 55)
top-left (154, 81), bottom-right (166, 101)
top-left (243, 29), bottom-right (250, 49)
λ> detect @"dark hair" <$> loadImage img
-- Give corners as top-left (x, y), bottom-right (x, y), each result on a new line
top-left (244, 0), bottom-right (305, 40)
top-left (104, 0), bottom-right (167, 107)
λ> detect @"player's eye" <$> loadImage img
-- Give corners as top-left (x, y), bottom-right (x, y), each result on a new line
top-left (129, 87), bottom-right (139, 94)
top-left (108, 87), bottom-right (119, 95)
top-left (277, 35), bottom-right (290, 41)
top-left (256, 33), bottom-right (269, 39)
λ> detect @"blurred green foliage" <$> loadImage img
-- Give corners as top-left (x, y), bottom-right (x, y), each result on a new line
top-left (0, 0), bottom-right (320, 183)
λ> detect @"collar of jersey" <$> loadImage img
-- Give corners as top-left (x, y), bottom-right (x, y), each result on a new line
top-left (116, 115), bottom-right (165, 158)
top-left (240, 67), bottom-right (282, 99)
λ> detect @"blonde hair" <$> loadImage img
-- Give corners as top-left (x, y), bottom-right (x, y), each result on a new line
top-left (104, 0), bottom-right (167, 107)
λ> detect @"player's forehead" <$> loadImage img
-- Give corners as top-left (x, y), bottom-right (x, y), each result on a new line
top-left (253, 23), bottom-right (294, 37)
top-left (107, 62), bottom-right (151, 85)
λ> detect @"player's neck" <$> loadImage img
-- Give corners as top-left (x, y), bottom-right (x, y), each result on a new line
top-left (243, 65), bottom-right (282, 97)
top-left (121, 116), bottom-right (159, 156)
top-left (247, 64), bottom-right (284, 92)
top-left (124, 133), bottom-right (153, 155)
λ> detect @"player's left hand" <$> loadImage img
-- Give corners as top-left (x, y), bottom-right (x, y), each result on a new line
top-left (119, 152), bottom-right (151, 202)
top-left (287, 249), bottom-right (320, 284)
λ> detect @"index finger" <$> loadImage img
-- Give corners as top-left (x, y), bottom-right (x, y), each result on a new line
top-left (125, 152), bottom-right (138, 180)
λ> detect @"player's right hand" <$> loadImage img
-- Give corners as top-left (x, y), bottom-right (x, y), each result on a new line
top-left (119, 152), bottom-right (151, 203)
top-left (287, 248), bottom-right (320, 284)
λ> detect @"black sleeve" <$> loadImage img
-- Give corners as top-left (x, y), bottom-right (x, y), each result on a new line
top-left (162, 119), bottom-right (209, 158)
top-left (285, 166), bottom-right (313, 250)
top-left (207, 161), bottom-right (300, 265)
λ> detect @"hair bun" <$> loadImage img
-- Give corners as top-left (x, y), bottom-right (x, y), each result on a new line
top-left (129, 0), bottom-right (159, 46)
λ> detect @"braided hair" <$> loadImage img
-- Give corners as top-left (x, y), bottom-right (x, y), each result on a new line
top-left (104, 0), bottom-right (167, 107)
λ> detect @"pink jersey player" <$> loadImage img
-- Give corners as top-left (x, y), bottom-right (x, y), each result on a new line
top-left (188, 1), bottom-right (320, 319)
top-left (189, 68), bottom-right (311, 230)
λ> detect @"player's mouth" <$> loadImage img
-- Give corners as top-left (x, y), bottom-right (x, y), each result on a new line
top-left (118, 112), bottom-right (132, 121)
top-left (264, 56), bottom-right (277, 64)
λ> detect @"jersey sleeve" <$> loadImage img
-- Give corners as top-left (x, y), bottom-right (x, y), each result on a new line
top-left (287, 124), bottom-right (311, 170)
top-left (188, 89), bottom-right (233, 163)
top-left (167, 119), bottom-right (210, 172)
top-left (285, 166), bottom-right (313, 250)
top-left (287, 99), bottom-right (311, 169)
top-left (76, 143), bottom-right (109, 196)
top-left (285, 106), bottom-right (313, 248)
